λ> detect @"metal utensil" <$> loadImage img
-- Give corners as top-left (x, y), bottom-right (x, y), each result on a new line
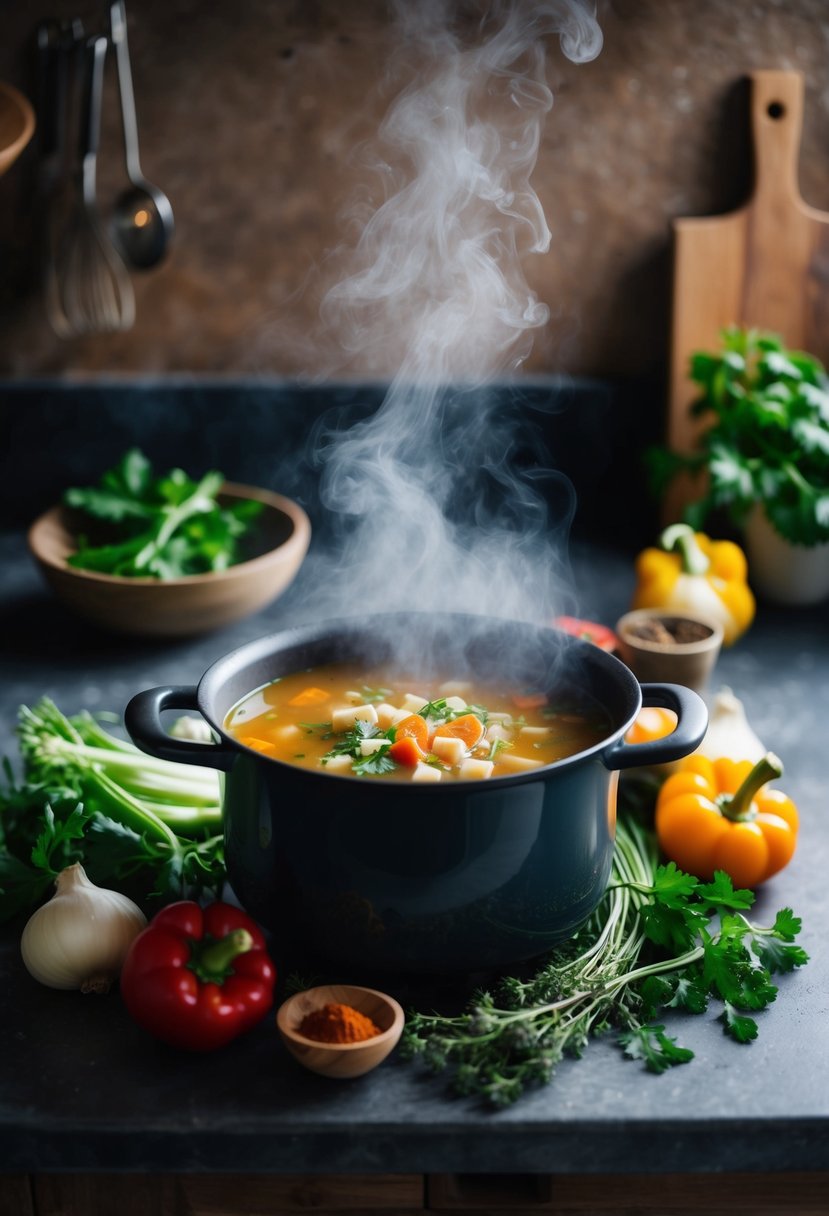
top-left (109, 0), bottom-right (173, 269)
top-left (39, 19), bottom-right (80, 336)
top-left (53, 34), bottom-right (135, 336)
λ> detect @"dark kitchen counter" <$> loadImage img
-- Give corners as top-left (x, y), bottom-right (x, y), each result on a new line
top-left (1, 529), bottom-right (828, 1177)
top-left (1, 383), bottom-right (828, 1177)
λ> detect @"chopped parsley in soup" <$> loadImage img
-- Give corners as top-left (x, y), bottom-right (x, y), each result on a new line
top-left (224, 664), bottom-right (609, 782)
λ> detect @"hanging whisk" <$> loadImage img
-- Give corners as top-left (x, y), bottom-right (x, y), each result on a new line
top-left (49, 35), bottom-right (134, 336)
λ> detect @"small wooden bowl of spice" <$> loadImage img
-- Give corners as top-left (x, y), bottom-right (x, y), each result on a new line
top-left (276, 984), bottom-right (405, 1079)
top-left (615, 608), bottom-right (724, 691)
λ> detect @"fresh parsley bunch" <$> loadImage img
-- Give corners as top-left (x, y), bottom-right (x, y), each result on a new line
top-left (650, 327), bottom-right (829, 546)
top-left (64, 449), bottom-right (263, 579)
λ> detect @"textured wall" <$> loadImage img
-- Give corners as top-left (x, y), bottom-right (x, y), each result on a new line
top-left (1, 0), bottom-right (829, 381)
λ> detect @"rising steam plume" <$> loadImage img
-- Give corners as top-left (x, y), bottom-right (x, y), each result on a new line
top-left (307, 1), bottom-right (602, 629)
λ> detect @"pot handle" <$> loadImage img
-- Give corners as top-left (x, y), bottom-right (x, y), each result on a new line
top-left (602, 683), bottom-right (708, 771)
top-left (125, 685), bottom-right (236, 772)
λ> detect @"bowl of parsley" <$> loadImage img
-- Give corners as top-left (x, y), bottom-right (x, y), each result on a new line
top-left (27, 449), bottom-right (311, 636)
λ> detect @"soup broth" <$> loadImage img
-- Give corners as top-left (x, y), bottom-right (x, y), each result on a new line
top-left (224, 663), bottom-right (609, 782)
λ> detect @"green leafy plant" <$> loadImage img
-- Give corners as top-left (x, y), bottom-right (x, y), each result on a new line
top-left (0, 700), bottom-right (226, 922)
top-left (650, 327), bottom-right (829, 546)
top-left (64, 448), bottom-right (263, 578)
top-left (401, 815), bottom-right (807, 1106)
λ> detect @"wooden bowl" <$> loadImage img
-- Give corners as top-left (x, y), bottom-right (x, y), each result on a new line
top-left (615, 608), bottom-right (724, 692)
top-left (276, 985), bottom-right (405, 1079)
top-left (27, 482), bottom-right (311, 637)
top-left (0, 81), bottom-right (35, 177)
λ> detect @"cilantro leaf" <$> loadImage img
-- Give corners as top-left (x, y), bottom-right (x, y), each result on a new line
top-left (770, 906), bottom-right (801, 941)
top-left (668, 973), bottom-right (709, 1015)
top-left (652, 861), bottom-right (700, 907)
top-left (696, 871), bottom-right (754, 911)
top-left (751, 935), bottom-right (810, 975)
top-left (31, 803), bottom-right (90, 875)
top-left (641, 901), bottom-right (708, 953)
top-left (619, 1024), bottom-right (694, 1073)
top-left (352, 746), bottom-right (396, 776)
top-left (720, 1002), bottom-right (758, 1044)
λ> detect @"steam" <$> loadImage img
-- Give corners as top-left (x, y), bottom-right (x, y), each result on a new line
top-left (305, 1), bottom-right (602, 632)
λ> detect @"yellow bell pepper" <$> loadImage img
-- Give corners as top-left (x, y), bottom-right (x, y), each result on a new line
top-left (655, 753), bottom-right (798, 888)
top-left (632, 524), bottom-right (755, 645)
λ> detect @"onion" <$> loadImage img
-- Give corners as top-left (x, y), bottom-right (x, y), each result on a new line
top-left (20, 863), bottom-right (146, 993)
top-left (696, 688), bottom-right (766, 763)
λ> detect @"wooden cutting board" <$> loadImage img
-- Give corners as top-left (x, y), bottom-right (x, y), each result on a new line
top-left (667, 70), bottom-right (829, 512)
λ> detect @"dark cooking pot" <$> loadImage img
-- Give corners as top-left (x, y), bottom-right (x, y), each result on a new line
top-left (125, 613), bottom-right (707, 974)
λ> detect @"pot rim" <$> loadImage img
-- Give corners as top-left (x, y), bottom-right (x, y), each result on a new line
top-left (193, 610), bottom-right (645, 789)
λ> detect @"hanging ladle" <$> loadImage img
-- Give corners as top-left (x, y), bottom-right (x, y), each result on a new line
top-left (109, 0), bottom-right (173, 268)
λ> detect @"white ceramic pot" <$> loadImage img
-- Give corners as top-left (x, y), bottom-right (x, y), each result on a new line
top-left (744, 506), bottom-right (829, 605)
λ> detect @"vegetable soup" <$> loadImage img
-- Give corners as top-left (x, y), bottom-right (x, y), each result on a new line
top-left (224, 664), bottom-right (609, 782)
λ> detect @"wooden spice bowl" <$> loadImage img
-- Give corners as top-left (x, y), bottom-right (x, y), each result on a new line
top-left (276, 985), bottom-right (405, 1079)
top-left (615, 608), bottom-right (724, 692)
top-left (27, 482), bottom-right (311, 637)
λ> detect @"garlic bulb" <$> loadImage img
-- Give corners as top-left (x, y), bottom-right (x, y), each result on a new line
top-left (21, 864), bottom-right (147, 993)
top-left (696, 688), bottom-right (766, 762)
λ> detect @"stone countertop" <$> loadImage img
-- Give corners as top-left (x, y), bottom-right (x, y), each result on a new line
top-left (1, 530), bottom-right (827, 1176)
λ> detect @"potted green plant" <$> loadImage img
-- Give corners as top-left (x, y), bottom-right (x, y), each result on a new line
top-left (651, 326), bottom-right (829, 605)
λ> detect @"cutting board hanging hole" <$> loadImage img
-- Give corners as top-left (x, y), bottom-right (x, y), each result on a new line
top-left (767, 101), bottom-right (785, 119)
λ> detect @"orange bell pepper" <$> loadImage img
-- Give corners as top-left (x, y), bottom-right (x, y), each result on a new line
top-left (655, 753), bottom-right (798, 888)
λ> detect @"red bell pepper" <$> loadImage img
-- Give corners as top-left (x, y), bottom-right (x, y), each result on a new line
top-left (120, 901), bottom-right (276, 1051)
top-left (553, 615), bottom-right (618, 652)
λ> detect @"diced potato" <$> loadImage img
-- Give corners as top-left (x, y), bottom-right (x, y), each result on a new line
top-left (519, 726), bottom-right (551, 739)
top-left (273, 724), bottom-right (302, 742)
top-left (439, 681), bottom-right (473, 695)
top-left (444, 695), bottom-right (467, 712)
top-left (345, 689), bottom-right (365, 704)
top-left (402, 693), bottom-right (430, 713)
top-left (459, 758), bottom-right (494, 780)
top-left (486, 723), bottom-right (512, 743)
top-left (322, 754), bottom-right (353, 773)
top-left (359, 738), bottom-right (387, 756)
top-left (411, 761), bottom-right (442, 783)
top-left (391, 706), bottom-right (416, 725)
top-left (488, 712), bottom-right (513, 725)
top-left (497, 753), bottom-right (544, 773)
top-left (375, 702), bottom-right (398, 729)
top-left (431, 735), bottom-right (466, 765)
top-left (331, 704), bottom-right (378, 732)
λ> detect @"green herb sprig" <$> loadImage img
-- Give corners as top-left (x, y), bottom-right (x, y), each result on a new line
top-left (401, 816), bottom-right (807, 1106)
top-left (64, 448), bottom-right (263, 579)
top-left (321, 719), bottom-right (397, 776)
top-left (649, 326), bottom-right (829, 546)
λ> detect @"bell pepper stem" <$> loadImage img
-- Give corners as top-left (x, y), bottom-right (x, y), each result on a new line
top-left (721, 752), bottom-right (784, 822)
top-left (189, 929), bottom-right (254, 983)
top-left (660, 523), bottom-right (711, 576)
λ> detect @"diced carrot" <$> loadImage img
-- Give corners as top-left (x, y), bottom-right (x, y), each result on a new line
top-left (433, 713), bottom-right (484, 750)
top-left (394, 714), bottom-right (430, 750)
top-left (511, 692), bottom-right (548, 711)
top-left (388, 735), bottom-right (426, 767)
top-left (240, 736), bottom-right (276, 754)
top-left (287, 686), bottom-right (330, 707)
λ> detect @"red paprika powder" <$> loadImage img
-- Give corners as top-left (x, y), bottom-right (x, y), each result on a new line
top-left (298, 1002), bottom-right (381, 1044)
